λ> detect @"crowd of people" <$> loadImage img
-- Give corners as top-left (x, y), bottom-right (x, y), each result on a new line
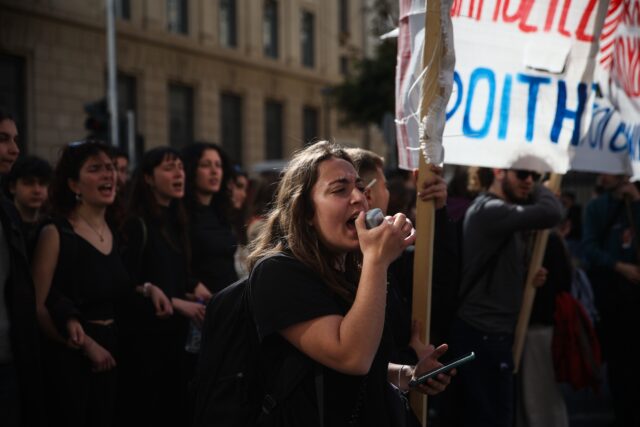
top-left (1, 105), bottom-right (638, 427)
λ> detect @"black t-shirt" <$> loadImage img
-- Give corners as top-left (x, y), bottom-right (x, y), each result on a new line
top-left (251, 254), bottom-right (395, 427)
top-left (189, 203), bottom-right (238, 293)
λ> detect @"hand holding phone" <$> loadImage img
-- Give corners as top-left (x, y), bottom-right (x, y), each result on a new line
top-left (409, 351), bottom-right (475, 388)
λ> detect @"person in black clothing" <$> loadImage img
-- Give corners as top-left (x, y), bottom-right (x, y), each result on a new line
top-left (182, 143), bottom-right (238, 296)
top-left (5, 155), bottom-right (52, 258)
top-left (31, 140), bottom-right (129, 427)
top-left (247, 141), bottom-right (452, 426)
top-left (0, 109), bottom-right (46, 427)
top-left (346, 148), bottom-right (454, 363)
top-left (516, 229), bottom-right (570, 427)
top-left (117, 146), bottom-right (204, 427)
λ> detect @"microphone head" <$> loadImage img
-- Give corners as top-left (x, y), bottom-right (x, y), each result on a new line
top-left (365, 208), bottom-right (384, 229)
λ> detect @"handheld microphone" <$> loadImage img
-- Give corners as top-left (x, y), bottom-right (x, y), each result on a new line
top-left (365, 208), bottom-right (384, 229)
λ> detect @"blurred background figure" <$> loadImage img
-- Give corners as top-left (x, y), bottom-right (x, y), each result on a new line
top-left (228, 165), bottom-right (250, 278)
top-left (5, 155), bottom-right (52, 257)
top-left (246, 174), bottom-right (280, 242)
top-left (114, 150), bottom-right (130, 193)
top-left (182, 142), bottom-right (238, 295)
top-left (582, 173), bottom-right (640, 427)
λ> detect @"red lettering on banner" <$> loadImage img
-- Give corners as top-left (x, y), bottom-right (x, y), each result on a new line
top-left (477, 0), bottom-right (485, 19)
top-left (622, 0), bottom-right (640, 26)
top-left (612, 36), bottom-right (640, 97)
top-left (599, 0), bottom-right (624, 70)
top-left (450, 0), bottom-right (603, 41)
top-left (500, 0), bottom-right (537, 31)
top-left (545, 0), bottom-right (560, 31)
top-left (558, 0), bottom-right (572, 37)
top-left (493, 0), bottom-right (502, 21)
top-left (576, 0), bottom-right (597, 41)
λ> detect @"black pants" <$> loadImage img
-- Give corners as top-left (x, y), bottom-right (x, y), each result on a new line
top-left (592, 272), bottom-right (640, 427)
top-left (43, 322), bottom-right (117, 427)
top-left (446, 318), bottom-right (515, 427)
top-left (116, 327), bottom-right (190, 427)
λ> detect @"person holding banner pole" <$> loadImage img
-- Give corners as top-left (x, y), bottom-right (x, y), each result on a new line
top-left (582, 174), bottom-right (640, 427)
top-left (447, 167), bottom-right (562, 427)
top-left (346, 148), bottom-right (455, 356)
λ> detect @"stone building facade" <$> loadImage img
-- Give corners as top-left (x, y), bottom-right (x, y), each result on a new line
top-left (0, 0), bottom-right (387, 168)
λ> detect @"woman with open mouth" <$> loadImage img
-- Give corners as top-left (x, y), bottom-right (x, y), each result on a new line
top-left (116, 146), bottom-right (204, 427)
top-left (244, 141), bottom-right (453, 426)
top-left (31, 140), bottom-right (129, 427)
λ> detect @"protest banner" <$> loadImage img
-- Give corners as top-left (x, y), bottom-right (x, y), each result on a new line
top-left (396, 0), bottom-right (610, 379)
top-left (397, 0), bottom-right (609, 173)
top-left (396, 0), bottom-right (455, 424)
top-left (571, 0), bottom-right (640, 178)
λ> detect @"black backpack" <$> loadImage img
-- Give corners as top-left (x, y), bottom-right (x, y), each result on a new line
top-left (192, 256), bottom-right (321, 427)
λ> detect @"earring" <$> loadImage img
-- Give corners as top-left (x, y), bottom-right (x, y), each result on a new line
top-left (75, 193), bottom-right (82, 202)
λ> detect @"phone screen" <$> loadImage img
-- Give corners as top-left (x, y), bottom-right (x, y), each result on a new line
top-left (408, 351), bottom-right (475, 387)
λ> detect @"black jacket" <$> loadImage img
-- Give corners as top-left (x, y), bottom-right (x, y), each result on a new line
top-left (0, 197), bottom-right (47, 427)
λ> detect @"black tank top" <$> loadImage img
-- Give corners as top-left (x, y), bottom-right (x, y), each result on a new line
top-left (51, 218), bottom-right (130, 321)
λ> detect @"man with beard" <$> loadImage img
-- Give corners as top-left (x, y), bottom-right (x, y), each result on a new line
top-left (447, 167), bottom-right (563, 427)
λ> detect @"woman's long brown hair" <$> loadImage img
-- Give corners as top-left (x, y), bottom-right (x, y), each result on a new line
top-left (247, 141), bottom-right (362, 302)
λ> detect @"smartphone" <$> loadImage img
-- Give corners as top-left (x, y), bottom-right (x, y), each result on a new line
top-left (409, 351), bottom-right (475, 388)
top-left (365, 208), bottom-right (384, 229)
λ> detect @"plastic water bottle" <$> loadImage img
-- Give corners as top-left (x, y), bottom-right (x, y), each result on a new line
top-left (185, 299), bottom-right (204, 353)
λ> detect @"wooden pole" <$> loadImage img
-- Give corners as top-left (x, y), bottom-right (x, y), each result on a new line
top-left (410, 157), bottom-right (436, 425)
top-left (512, 174), bottom-right (563, 373)
top-left (410, 0), bottom-right (443, 424)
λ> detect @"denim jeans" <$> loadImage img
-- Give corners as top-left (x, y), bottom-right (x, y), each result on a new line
top-left (448, 318), bottom-right (515, 427)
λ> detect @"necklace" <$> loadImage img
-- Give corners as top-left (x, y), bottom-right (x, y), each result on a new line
top-left (77, 213), bottom-right (106, 242)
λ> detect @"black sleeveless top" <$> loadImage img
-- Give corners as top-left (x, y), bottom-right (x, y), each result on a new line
top-left (49, 218), bottom-right (130, 322)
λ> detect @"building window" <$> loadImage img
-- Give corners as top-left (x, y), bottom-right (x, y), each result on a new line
top-left (220, 93), bottom-right (243, 164)
top-left (263, 0), bottom-right (279, 59)
top-left (0, 54), bottom-right (26, 151)
top-left (339, 0), bottom-right (349, 34)
top-left (303, 106), bottom-right (319, 145)
top-left (168, 84), bottom-right (194, 149)
top-left (115, 0), bottom-right (131, 20)
top-left (340, 55), bottom-right (349, 76)
top-left (265, 100), bottom-right (283, 160)
top-left (301, 10), bottom-right (315, 68)
top-left (167, 0), bottom-right (188, 35)
top-left (219, 0), bottom-right (237, 48)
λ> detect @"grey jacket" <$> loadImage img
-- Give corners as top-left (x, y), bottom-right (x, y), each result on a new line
top-left (458, 185), bottom-right (563, 334)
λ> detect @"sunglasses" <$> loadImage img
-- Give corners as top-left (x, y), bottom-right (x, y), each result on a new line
top-left (514, 170), bottom-right (542, 181)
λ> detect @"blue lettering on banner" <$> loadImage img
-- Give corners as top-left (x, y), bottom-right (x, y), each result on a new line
top-left (498, 74), bottom-right (512, 140)
top-left (517, 74), bottom-right (551, 142)
top-left (552, 81), bottom-right (588, 146)
top-left (447, 67), bottom-right (591, 145)
top-left (447, 72), bottom-right (463, 120)
top-left (462, 68), bottom-right (495, 138)
top-left (582, 102), bottom-right (640, 160)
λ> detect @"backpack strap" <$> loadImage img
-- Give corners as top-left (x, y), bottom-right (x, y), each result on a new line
top-left (249, 254), bottom-right (324, 426)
